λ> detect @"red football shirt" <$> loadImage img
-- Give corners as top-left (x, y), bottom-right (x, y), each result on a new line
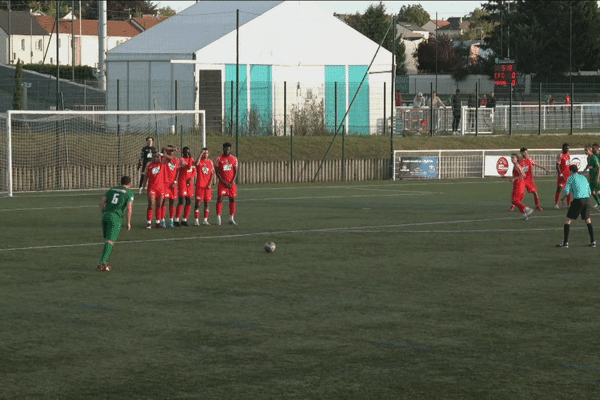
top-left (558, 153), bottom-right (571, 177)
top-left (162, 156), bottom-right (180, 186)
top-left (520, 157), bottom-right (536, 181)
top-left (178, 156), bottom-right (196, 183)
top-left (215, 154), bottom-right (238, 184)
top-left (196, 158), bottom-right (215, 188)
top-left (145, 161), bottom-right (165, 191)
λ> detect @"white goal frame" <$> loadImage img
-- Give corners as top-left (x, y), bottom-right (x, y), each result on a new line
top-left (4, 109), bottom-right (206, 197)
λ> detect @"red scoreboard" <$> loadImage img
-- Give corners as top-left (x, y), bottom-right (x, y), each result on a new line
top-left (494, 61), bottom-right (517, 87)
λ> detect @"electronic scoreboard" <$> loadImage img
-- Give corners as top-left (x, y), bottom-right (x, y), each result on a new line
top-left (494, 59), bottom-right (517, 87)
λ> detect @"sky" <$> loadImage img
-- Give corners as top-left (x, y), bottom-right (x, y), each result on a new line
top-left (156, 1), bottom-right (486, 19)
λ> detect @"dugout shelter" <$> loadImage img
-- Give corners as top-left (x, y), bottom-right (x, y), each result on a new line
top-left (105, 1), bottom-right (394, 136)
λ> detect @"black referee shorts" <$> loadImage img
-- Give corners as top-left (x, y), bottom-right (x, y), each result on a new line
top-left (566, 197), bottom-right (592, 220)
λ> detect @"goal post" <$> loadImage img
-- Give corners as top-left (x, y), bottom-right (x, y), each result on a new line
top-left (1, 109), bottom-right (206, 196)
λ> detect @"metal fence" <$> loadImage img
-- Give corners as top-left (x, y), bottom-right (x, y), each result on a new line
top-left (395, 104), bottom-right (600, 135)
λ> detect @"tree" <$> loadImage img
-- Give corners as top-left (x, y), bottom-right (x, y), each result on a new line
top-left (482, 0), bottom-right (600, 78)
top-left (82, 0), bottom-right (158, 20)
top-left (458, 8), bottom-right (494, 41)
top-left (157, 6), bottom-right (176, 18)
top-left (13, 60), bottom-right (24, 110)
top-left (341, 3), bottom-right (407, 75)
top-left (398, 4), bottom-right (430, 27)
top-left (413, 34), bottom-right (462, 74)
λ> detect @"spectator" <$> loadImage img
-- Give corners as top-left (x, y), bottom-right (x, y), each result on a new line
top-left (413, 92), bottom-right (425, 108)
top-left (451, 89), bottom-right (461, 135)
top-left (427, 91), bottom-right (446, 134)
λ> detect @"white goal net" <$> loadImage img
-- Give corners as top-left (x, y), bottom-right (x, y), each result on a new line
top-left (0, 110), bottom-right (205, 196)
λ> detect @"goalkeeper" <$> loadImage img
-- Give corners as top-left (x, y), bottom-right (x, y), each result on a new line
top-left (137, 137), bottom-right (158, 193)
top-left (98, 176), bottom-right (134, 271)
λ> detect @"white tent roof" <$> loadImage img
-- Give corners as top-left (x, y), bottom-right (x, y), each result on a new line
top-left (108, 1), bottom-right (282, 59)
top-left (108, 1), bottom-right (392, 68)
top-left (195, 1), bottom-right (393, 68)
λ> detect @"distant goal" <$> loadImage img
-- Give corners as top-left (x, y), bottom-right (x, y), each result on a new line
top-left (0, 110), bottom-right (206, 196)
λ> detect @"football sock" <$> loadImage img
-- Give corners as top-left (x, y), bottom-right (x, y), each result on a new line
top-left (204, 208), bottom-right (210, 219)
top-left (100, 242), bottom-right (113, 264)
top-left (513, 201), bottom-right (525, 214)
top-left (216, 202), bottom-right (223, 216)
top-left (176, 204), bottom-right (183, 219)
top-left (146, 209), bottom-right (153, 223)
top-left (169, 206), bottom-right (176, 219)
top-left (587, 223), bottom-right (595, 243)
top-left (184, 205), bottom-right (192, 219)
top-left (534, 194), bottom-right (540, 207)
top-left (161, 205), bottom-right (167, 220)
top-left (194, 209), bottom-right (200, 219)
top-left (563, 224), bottom-right (570, 244)
top-left (229, 202), bottom-right (236, 216)
top-left (555, 192), bottom-right (561, 205)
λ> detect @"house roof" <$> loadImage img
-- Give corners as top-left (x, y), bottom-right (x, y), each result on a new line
top-left (0, 10), bottom-right (49, 35)
top-left (35, 16), bottom-right (142, 37)
top-left (132, 15), bottom-right (168, 31)
top-left (397, 22), bottom-right (425, 32)
top-left (401, 32), bottom-right (425, 40)
top-left (109, 1), bottom-right (282, 57)
top-left (432, 20), bottom-right (450, 27)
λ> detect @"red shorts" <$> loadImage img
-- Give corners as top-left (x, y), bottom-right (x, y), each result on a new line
top-left (147, 187), bottom-right (164, 200)
top-left (557, 176), bottom-right (568, 189)
top-left (524, 179), bottom-right (537, 193)
top-left (163, 184), bottom-right (177, 199)
top-left (217, 182), bottom-right (237, 198)
top-left (178, 182), bottom-right (194, 198)
top-left (195, 187), bottom-right (212, 202)
top-left (512, 181), bottom-right (525, 202)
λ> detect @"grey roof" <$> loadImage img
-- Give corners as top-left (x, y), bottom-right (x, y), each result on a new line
top-left (108, 1), bottom-right (282, 58)
top-left (0, 11), bottom-right (49, 35)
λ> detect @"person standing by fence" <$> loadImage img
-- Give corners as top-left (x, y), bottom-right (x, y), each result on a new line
top-left (427, 91), bottom-right (446, 134)
top-left (451, 89), bottom-right (462, 135)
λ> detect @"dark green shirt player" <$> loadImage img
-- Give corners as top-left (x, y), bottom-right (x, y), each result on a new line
top-left (98, 176), bottom-right (134, 271)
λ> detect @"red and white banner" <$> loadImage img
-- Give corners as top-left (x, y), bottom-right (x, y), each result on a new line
top-left (485, 154), bottom-right (587, 177)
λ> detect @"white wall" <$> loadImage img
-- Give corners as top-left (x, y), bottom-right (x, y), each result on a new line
top-left (408, 74), bottom-right (495, 96)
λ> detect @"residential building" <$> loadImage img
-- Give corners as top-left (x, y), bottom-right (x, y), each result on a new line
top-left (0, 10), bottom-right (167, 68)
top-left (0, 11), bottom-right (49, 64)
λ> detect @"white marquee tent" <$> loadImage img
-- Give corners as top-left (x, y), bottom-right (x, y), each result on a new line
top-left (106, 1), bottom-right (394, 135)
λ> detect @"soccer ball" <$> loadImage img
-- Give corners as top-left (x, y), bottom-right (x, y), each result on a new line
top-left (264, 241), bottom-right (276, 253)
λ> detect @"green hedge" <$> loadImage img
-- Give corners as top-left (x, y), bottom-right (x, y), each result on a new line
top-left (22, 64), bottom-right (96, 81)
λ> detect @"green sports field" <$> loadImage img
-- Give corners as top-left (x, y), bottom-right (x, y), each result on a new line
top-left (2, 178), bottom-right (599, 399)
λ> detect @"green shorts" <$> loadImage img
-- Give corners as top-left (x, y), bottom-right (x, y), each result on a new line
top-left (590, 172), bottom-right (600, 192)
top-left (102, 213), bottom-right (123, 242)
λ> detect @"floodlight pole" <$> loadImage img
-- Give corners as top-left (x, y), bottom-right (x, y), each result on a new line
top-left (390, 16), bottom-right (396, 180)
top-left (235, 9), bottom-right (239, 157)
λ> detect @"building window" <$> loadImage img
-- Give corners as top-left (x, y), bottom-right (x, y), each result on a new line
top-left (20, 39), bottom-right (25, 50)
top-left (36, 40), bottom-right (43, 50)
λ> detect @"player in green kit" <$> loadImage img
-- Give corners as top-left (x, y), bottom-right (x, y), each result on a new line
top-left (587, 144), bottom-right (600, 208)
top-left (98, 176), bottom-right (134, 271)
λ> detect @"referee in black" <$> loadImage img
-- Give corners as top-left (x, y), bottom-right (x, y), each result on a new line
top-left (137, 137), bottom-right (158, 193)
top-left (557, 164), bottom-right (596, 248)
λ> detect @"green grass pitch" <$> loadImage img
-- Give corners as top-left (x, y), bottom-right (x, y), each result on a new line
top-left (2, 178), bottom-right (600, 399)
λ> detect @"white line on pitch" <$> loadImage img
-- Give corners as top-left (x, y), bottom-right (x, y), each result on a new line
top-left (0, 215), bottom-right (567, 253)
